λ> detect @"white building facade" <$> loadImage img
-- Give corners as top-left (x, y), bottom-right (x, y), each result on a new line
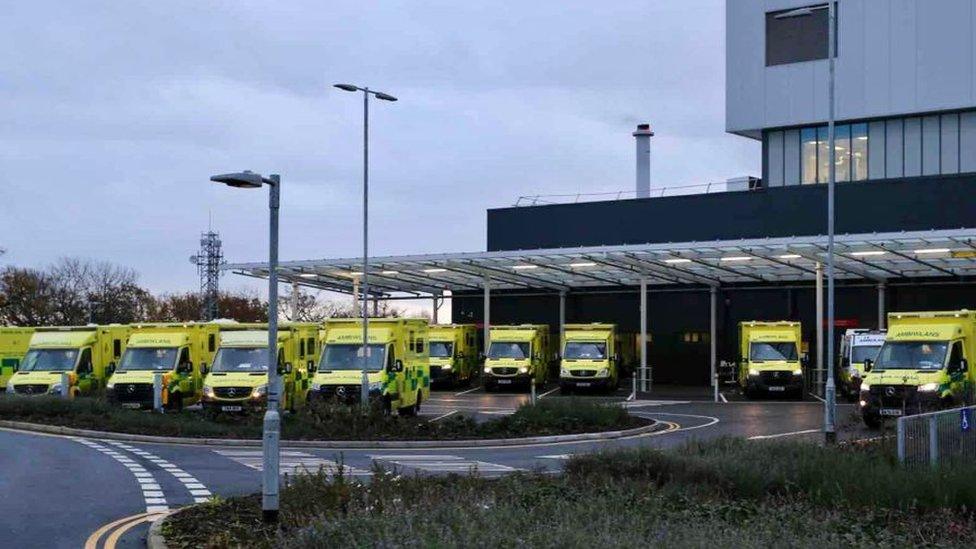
top-left (727, 0), bottom-right (976, 186)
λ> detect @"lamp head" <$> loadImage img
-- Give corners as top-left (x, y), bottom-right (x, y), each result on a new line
top-left (210, 170), bottom-right (265, 189)
top-left (334, 83), bottom-right (359, 92)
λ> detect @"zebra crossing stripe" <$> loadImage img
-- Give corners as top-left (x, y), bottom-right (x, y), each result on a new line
top-left (213, 449), bottom-right (371, 476)
top-left (369, 454), bottom-right (520, 473)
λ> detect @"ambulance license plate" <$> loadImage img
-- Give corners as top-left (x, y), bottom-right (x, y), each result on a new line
top-left (576, 382), bottom-right (592, 387)
top-left (121, 403), bottom-right (141, 409)
top-left (222, 405), bottom-right (243, 412)
top-left (880, 408), bottom-right (903, 417)
top-left (497, 379), bottom-right (512, 385)
top-left (768, 386), bottom-right (785, 392)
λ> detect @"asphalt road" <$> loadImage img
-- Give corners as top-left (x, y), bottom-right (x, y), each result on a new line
top-left (0, 384), bottom-right (859, 548)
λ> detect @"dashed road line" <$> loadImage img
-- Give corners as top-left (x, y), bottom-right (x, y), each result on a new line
top-left (214, 449), bottom-right (371, 476)
top-left (370, 454), bottom-right (520, 474)
top-left (107, 441), bottom-right (213, 503)
top-left (72, 438), bottom-right (170, 513)
top-left (748, 428), bottom-right (819, 440)
top-left (428, 410), bottom-right (459, 422)
top-left (537, 387), bottom-right (560, 399)
top-left (453, 386), bottom-right (480, 396)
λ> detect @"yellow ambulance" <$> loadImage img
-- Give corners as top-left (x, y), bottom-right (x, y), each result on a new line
top-left (428, 324), bottom-right (479, 387)
top-left (738, 321), bottom-right (804, 399)
top-left (483, 324), bottom-right (550, 391)
top-left (559, 323), bottom-right (634, 394)
top-left (0, 327), bottom-right (34, 391)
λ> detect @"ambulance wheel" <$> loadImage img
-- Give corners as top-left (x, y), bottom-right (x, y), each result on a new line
top-left (862, 412), bottom-right (881, 430)
top-left (167, 392), bottom-right (184, 412)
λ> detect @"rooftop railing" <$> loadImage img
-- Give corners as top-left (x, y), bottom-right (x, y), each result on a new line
top-left (513, 179), bottom-right (760, 207)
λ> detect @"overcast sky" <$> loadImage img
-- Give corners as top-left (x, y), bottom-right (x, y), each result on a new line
top-left (0, 0), bottom-right (758, 302)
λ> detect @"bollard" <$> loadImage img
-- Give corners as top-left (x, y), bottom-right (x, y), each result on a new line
top-left (530, 378), bottom-right (537, 405)
top-left (928, 415), bottom-right (939, 469)
top-left (153, 372), bottom-right (163, 413)
top-left (60, 372), bottom-right (70, 399)
top-left (713, 372), bottom-right (720, 403)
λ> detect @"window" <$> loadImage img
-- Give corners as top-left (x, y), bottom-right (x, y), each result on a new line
top-left (766, 4), bottom-right (830, 67)
top-left (208, 334), bottom-right (216, 353)
top-left (851, 123), bottom-right (868, 181)
top-left (178, 347), bottom-right (190, 366)
top-left (113, 339), bottom-right (122, 358)
top-left (78, 348), bottom-right (93, 374)
top-left (299, 339), bottom-right (306, 357)
top-left (834, 124), bottom-right (851, 182)
top-left (801, 128), bottom-right (818, 184)
top-left (948, 341), bottom-right (963, 371)
top-left (817, 126), bottom-right (830, 183)
top-left (306, 338), bottom-right (315, 356)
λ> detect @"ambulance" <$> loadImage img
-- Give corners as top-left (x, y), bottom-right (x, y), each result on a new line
top-left (6, 325), bottom-right (130, 397)
top-left (107, 322), bottom-right (220, 410)
top-left (202, 323), bottom-right (319, 414)
top-left (738, 321), bottom-right (804, 399)
top-left (310, 318), bottom-right (429, 415)
top-left (860, 311), bottom-right (976, 428)
top-left (0, 327), bottom-right (34, 391)
top-left (483, 324), bottom-right (551, 391)
top-left (558, 323), bottom-right (634, 394)
top-left (838, 329), bottom-right (885, 399)
top-left (428, 324), bottom-right (479, 387)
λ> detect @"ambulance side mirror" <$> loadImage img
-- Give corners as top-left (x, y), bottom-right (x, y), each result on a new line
top-left (962, 358), bottom-right (969, 372)
top-left (178, 362), bottom-right (192, 374)
top-left (308, 361), bottom-right (317, 373)
top-left (863, 359), bottom-right (873, 373)
top-left (201, 363), bottom-right (209, 375)
top-left (392, 359), bottom-right (404, 373)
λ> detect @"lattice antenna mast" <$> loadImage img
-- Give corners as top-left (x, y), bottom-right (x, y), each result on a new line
top-left (190, 230), bottom-right (225, 321)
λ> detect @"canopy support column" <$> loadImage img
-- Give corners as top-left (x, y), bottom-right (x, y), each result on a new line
top-left (710, 286), bottom-right (718, 403)
top-left (352, 277), bottom-right (361, 317)
top-left (816, 262), bottom-right (824, 397)
top-left (877, 283), bottom-right (886, 330)
top-left (483, 277), bottom-right (491, 352)
top-left (640, 278), bottom-right (649, 394)
top-left (559, 291), bottom-right (566, 342)
top-left (432, 293), bottom-right (440, 325)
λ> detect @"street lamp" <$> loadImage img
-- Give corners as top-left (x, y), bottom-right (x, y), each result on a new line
top-left (210, 169), bottom-right (283, 522)
top-left (333, 83), bottom-right (398, 408)
top-left (776, 3), bottom-right (837, 444)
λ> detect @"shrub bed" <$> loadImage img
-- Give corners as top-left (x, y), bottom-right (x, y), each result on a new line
top-left (162, 438), bottom-right (976, 548)
top-left (0, 395), bottom-right (646, 440)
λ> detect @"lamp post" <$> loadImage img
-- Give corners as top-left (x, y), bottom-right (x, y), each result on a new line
top-left (210, 170), bottom-right (282, 522)
top-left (776, 3), bottom-right (837, 443)
top-left (333, 83), bottom-right (397, 408)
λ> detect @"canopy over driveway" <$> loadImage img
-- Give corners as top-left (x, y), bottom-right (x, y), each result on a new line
top-left (225, 228), bottom-right (976, 399)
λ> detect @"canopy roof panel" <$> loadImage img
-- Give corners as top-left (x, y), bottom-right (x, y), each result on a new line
top-left (224, 229), bottom-right (976, 296)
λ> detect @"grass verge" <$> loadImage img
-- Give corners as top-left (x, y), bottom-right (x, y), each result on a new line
top-left (0, 395), bottom-right (645, 440)
top-left (162, 437), bottom-right (976, 548)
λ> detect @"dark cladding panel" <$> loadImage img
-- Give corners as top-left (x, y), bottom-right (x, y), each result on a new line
top-left (487, 175), bottom-right (976, 251)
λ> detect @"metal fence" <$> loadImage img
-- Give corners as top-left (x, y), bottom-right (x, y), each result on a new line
top-left (512, 181), bottom-right (750, 207)
top-left (897, 405), bottom-right (976, 468)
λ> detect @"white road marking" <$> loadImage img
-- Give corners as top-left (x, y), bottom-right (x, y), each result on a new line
top-left (719, 392), bottom-right (728, 403)
top-left (537, 387), bottom-right (560, 399)
top-left (214, 449), bottom-right (371, 477)
top-left (107, 441), bottom-right (214, 503)
top-left (622, 400), bottom-right (691, 408)
top-left (453, 386), bottom-right (480, 396)
top-left (370, 454), bottom-right (520, 474)
top-left (536, 454), bottom-right (573, 460)
top-left (807, 392), bottom-right (826, 402)
top-left (71, 438), bottom-right (170, 513)
top-left (748, 428), bottom-right (819, 440)
top-left (428, 410), bottom-right (459, 422)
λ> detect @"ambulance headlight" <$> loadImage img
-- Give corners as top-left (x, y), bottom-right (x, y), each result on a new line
top-left (484, 366), bottom-right (491, 374)
top-left (792, 368), bottom-right (803, 376)
top-left (519, 366), bottom-right (529, 374)
top-left (596, 369), bottom-right (610, 378)
top-left (203, 385), bottom-right (215, 397)
top-left (368, 381), bottom-right (383, 393)
top-left (311, 382), bottom-right (322, 391)
top-left (748, 369), bottom-right (759, 377)
top-left (6, 381), bottom-right (14, 392)
top-left (918, 383), bottom-right (939, 393)
top-left (48, 384), bottom-right (63, 394)
top-left (560, 368), bottom-right (570, 377)
top-left (860, 381), bottom-right (871, 392)
top-left (251, 384), bottom-right (268, 399)
top-left (106, 382), bottom-right (115, 390)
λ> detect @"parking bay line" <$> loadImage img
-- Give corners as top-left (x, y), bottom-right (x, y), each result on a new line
top-left (214, 449), bottom-right (372, 477)
top-left (370, 454), bottom-right (520, 473)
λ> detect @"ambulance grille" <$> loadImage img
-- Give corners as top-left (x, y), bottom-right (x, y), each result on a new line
top-left (214, 386), bottom-right (253, 399)
top-left (492, 367), bottom-right (518, 376)
top-left (759, 371), bottom-right (792, 384)
top-left (572, 370), bottom-right (597, 377)
top-left (114, 383), bottom-right (153, 401)
top-left (13, 384), bottom-right (48, 395)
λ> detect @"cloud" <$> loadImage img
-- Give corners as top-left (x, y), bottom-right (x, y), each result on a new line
top-left (0, 0), bottom-right (759, 297)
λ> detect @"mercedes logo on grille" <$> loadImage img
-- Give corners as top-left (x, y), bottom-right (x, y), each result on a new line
top-left (885, 387), bottom-right (896, 397)
top-left (126, 385), bottom-right (135, 394)
top-left (337, 387), bottom-right (347, 396)
top-left (227, 388), bottom-right (236, 397)
top-left (24, 386), bottom-right (33, 394)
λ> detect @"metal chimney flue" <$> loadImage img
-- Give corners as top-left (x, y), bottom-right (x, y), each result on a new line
top-left (633, 123), bottom-right (654, 199)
